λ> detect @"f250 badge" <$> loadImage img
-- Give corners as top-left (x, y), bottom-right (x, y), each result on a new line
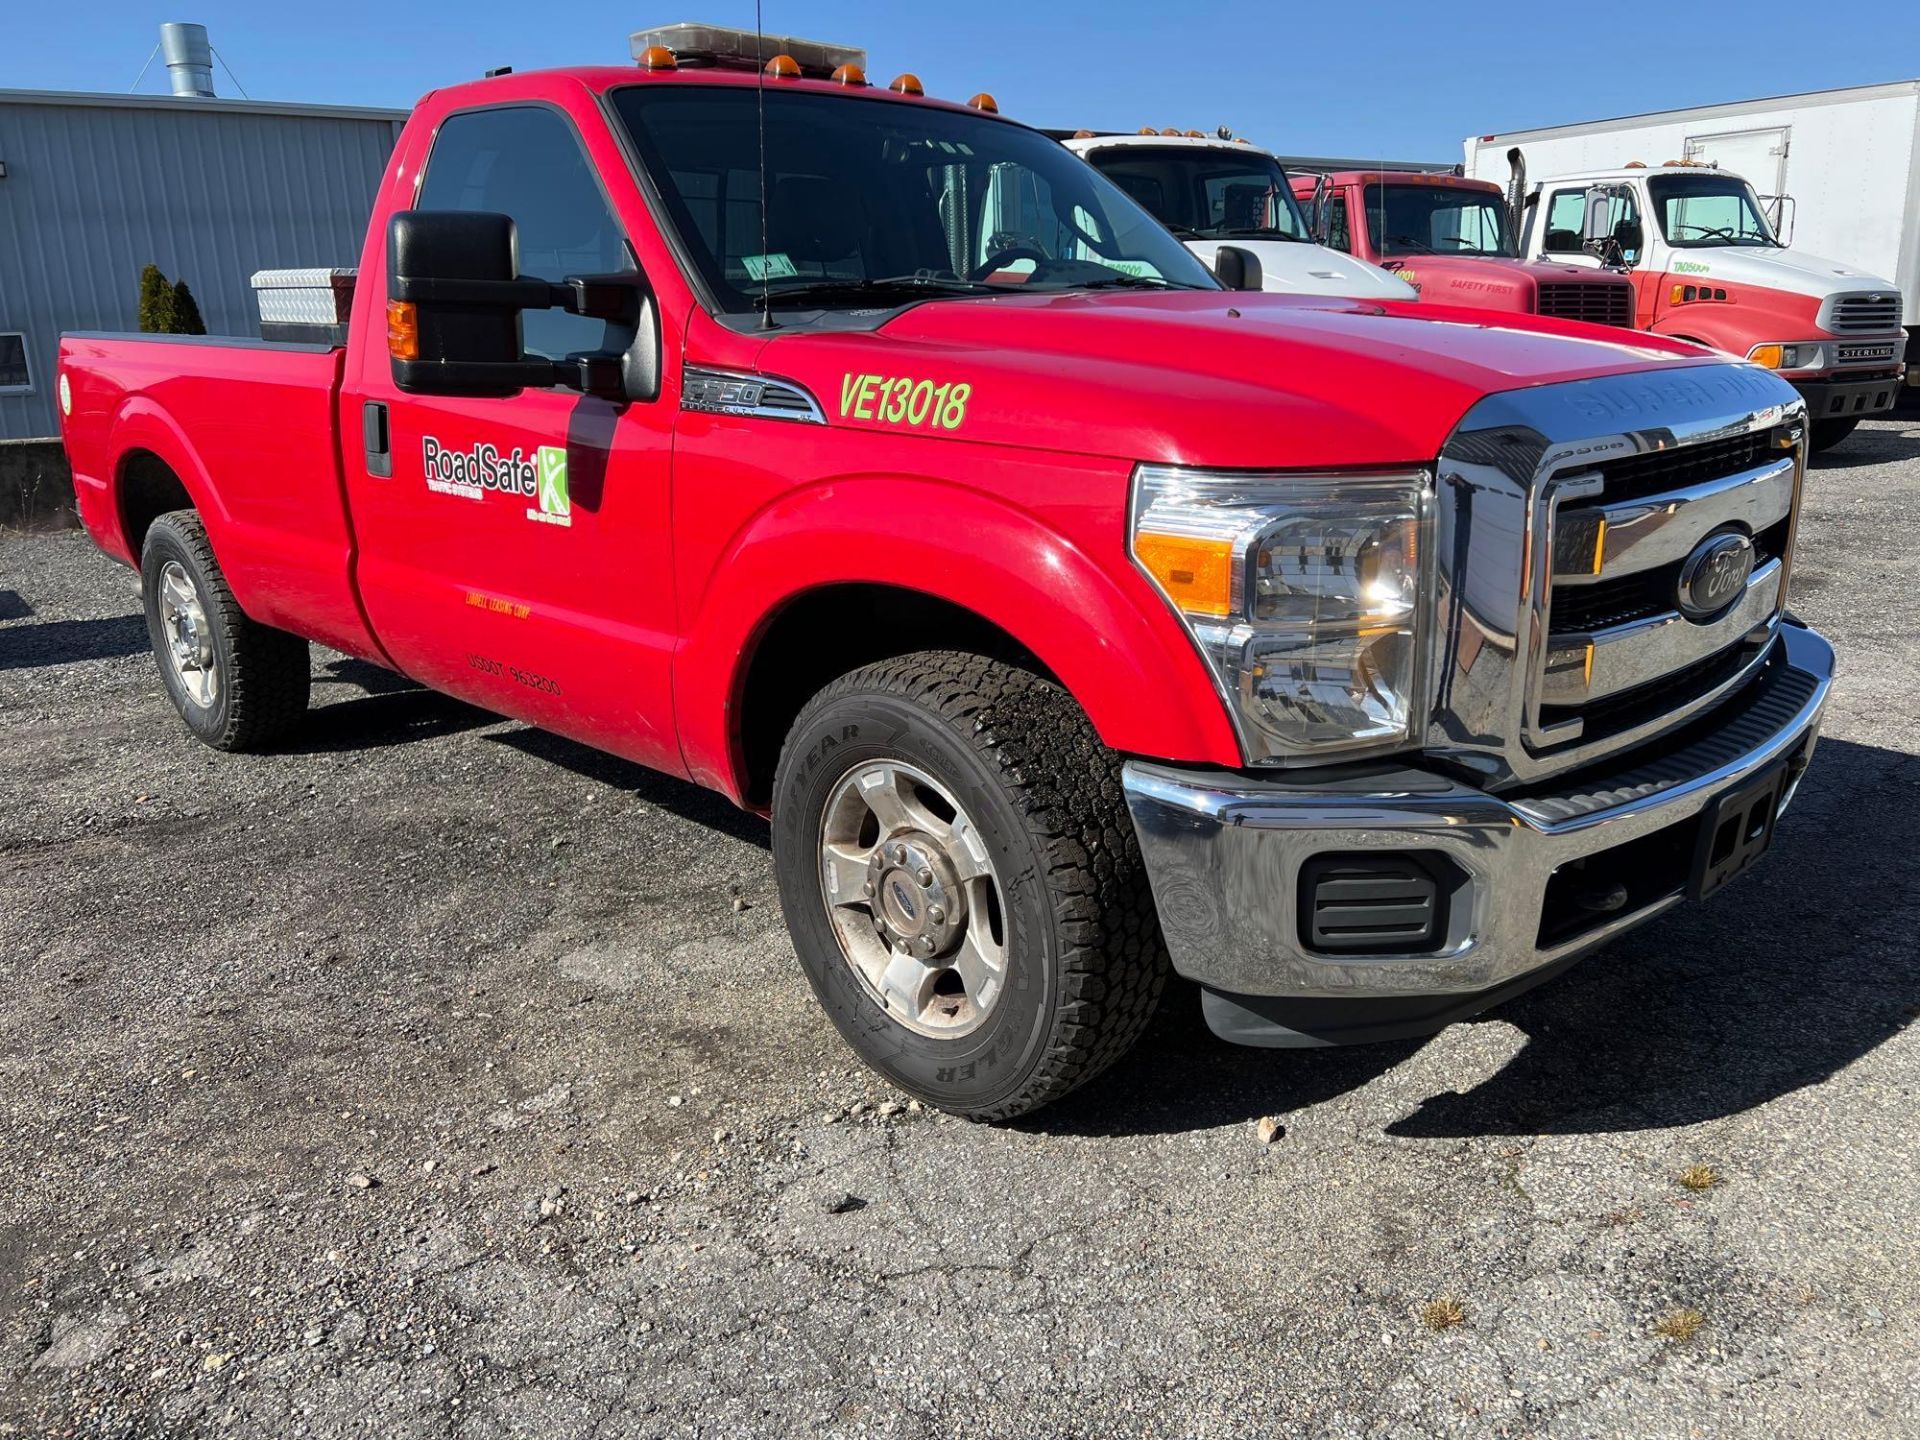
top-left (421, 436), bottom-right (570, 528)
top-left (839, 374), bottom-right (971, 431)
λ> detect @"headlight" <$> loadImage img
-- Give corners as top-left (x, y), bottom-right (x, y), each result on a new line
top-left (1129, 464), bottom-right (1433, 762)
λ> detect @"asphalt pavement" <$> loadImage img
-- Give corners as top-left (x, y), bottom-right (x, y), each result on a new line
top-left (2, 411), bottom-right (1918, 1438)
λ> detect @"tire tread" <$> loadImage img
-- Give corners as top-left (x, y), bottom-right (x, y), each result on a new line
top-left (786, 651), bottom-right (1167, 1120)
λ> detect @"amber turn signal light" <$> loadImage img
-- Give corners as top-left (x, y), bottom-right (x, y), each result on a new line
top-left (638, 45), bottom-right (676, 70)
top-left (1134, 532), bottom-right (1235, 617)
top-left (889, 72), bottom-right (923, 95)
top-left (386, 300), bottom-right (419, 361)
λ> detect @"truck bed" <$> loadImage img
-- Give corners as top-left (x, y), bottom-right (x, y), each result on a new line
top-left (56, 332), bottom-right (383, 661)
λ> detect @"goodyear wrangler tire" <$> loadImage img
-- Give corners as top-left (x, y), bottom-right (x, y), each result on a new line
top-left (141, 510), bottom-right (310, 752)
top-left (771, 651), bottom-right (1168, 1121)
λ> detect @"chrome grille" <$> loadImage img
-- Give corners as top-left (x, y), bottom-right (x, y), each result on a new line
top-left (1826, 292), bottom-right (1902, 333)
top-left (1430, 363), bottom-right (1806, 790)
top-left (1534, 431), bottom-right (1799, 751)
top-left (1536, 281), bottom-right (1635, 329)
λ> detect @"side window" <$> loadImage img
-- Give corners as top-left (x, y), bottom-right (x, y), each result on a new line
top-left (416, 106), bottom-right (633, 362)
top-left (1543, 188), bottom-right (1642, 263)
top-left (1326, 196), bottom-right (1351, 253)
top-left (1542, 190), bottom-right (1587, 253)
top-left (0, 333), bottom-right (31, 393)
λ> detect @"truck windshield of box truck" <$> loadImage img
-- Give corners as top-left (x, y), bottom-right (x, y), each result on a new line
top-left (609, 86), bottom-right (1220, 314)
top-left (1077, 145), bottom-right (1314, 242)
top-left (1362, 183), bottom-right (1516, 258)
top-left (1644, 172), bottom-right (1782, 248)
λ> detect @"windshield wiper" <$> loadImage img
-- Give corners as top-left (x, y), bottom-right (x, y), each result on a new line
top-left (1383, 234), bottom-right (1439, 254)
top-left (753, 275), bottom-right (1000, 309)
top-left (1205, 226), bottom-right (1308, 242)
top-left (1067, 272), bottom-right (1209, 291)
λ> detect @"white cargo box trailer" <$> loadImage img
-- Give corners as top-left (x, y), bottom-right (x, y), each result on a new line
top-left (1462, 80), bottom-right (1920, 352)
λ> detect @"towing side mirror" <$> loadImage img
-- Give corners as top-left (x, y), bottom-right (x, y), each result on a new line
top-left (1213, 245), bottom-right (1265, 292)
top-left (386, 209), bottom-right (658, 404)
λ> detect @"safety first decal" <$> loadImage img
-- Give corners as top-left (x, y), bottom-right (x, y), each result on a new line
top-left (421, 437), bottom-right (571, 528)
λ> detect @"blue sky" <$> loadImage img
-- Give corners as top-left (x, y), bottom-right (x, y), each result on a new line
top-left (7, 1), bottom-right (1917, 159)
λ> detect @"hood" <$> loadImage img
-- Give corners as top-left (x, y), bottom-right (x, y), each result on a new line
top-left (1382, 255), bottom-right (1627, 309)
top-left (1185, 240), bottom-right (1418, 302)
top-left (755, 290), bottom-right (1714, 470)
top-left (1668, 245), bottom-right (1899, 304)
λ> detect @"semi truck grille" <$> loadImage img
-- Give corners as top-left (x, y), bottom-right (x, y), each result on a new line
top-left (1533, 426), bottom-right (1800, 752)
top-left (1826, 293), bottom-right (1902, 332)
top-left (1536, 282), bottom-right (1635, 328)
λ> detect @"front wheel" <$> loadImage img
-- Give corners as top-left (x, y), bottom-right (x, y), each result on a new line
top-left (1810, 417), bottom-right (1860, 453)
top-left (771, 652), bottom-right (1167, 1120)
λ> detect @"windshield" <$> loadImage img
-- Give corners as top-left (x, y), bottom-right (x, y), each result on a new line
top-left (1646, 173), bottom-right (1780, 248)
top-left (1362, 183), bottom-right (1514, 258)
top-left (609, 87), bottom-right (1219, 313)
top-left (1080, 145), bottom-right (1311, 241)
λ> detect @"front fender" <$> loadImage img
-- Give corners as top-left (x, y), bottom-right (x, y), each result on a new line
top-left (674, 476), bottom-right (1245, 799)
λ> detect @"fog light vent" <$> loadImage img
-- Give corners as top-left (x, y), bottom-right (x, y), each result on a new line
top-left (1300, 855), bottom-right (1442, 954)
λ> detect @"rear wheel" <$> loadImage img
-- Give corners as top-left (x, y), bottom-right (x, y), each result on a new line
top-left (1810, 417), bottom-right (1860, 453)
top-left (140, 511), bottom-right (310, 751)
top-left (771, 651), bottom-right (1167, 1121)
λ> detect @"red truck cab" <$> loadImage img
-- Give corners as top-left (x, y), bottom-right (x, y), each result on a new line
top-left (1294, 169), bottom-right (1638, 329)
top-left (56, 25), bottom-right (1834, 1119)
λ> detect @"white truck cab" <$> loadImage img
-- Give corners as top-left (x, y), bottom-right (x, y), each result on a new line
top-left (1058, 132), bottom-right (1417, 303)
top-left (1515, 163), bottom-right (1906, 449)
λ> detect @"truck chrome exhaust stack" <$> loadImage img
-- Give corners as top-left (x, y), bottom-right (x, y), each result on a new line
top-left (1505, 147), bottom-right (1527, 251)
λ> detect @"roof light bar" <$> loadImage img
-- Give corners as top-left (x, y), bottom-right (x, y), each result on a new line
top-left (629, 23), bottom-right (866, 79)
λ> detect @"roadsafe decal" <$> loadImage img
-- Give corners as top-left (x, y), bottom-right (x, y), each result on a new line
top-left (420, 436), bottom-right (570, 527)
top-left (838, 374), bottom-right (972, 431)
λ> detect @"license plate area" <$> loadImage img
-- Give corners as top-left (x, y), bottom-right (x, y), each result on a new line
top-left (1690, 761), bottom-right (1788, 900)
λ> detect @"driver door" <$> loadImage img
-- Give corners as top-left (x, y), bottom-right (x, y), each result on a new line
top-left (341, 103), bottom-right (684, 775)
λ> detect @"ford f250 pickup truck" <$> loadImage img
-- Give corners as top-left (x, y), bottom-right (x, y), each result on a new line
top-left (57, 24), bottom-right (1835, 1120)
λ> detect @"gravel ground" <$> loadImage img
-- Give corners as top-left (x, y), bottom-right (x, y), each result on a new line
top-left (2, 412), bottom-right (1918, 1439)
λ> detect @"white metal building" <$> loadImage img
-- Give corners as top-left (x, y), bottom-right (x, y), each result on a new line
top-left (0, 87), bottom-right (403, 440)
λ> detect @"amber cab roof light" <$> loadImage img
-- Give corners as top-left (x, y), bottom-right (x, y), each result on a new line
top-left (629, 22), bottom-right (865, 80)
top-left (889, 72), bottom-right (924, 95)
top-left (968, 92), bottom-right (998, 113)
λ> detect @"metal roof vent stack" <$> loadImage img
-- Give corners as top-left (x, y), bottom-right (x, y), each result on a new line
top-left (159, 23), bottom-right (215, 98)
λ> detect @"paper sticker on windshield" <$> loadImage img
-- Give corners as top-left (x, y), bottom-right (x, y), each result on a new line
top-left (1088, 258), bottom-right (1163, 279)
top-left (742, 252), bottom-right (799, 281)
top-left (527, 446), bottom-right (571, 527)
top-left (839, 374), bottom-right (972, 431)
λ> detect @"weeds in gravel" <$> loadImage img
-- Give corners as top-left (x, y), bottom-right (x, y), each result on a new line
top-left (1676, 1164), bottom-right (1722, 1192)
top-left (1653, 1307), bottom-right (1706, 1342)
top-left (1420, 1296), bottom-right (1468, 1331)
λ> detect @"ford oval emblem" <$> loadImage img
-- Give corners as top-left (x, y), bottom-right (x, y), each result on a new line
top-left (1677, 530), bottom-right (1755, 621)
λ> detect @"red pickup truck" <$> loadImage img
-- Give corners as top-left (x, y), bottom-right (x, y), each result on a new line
top-left (57, 25), bottom-right (1835, 1119)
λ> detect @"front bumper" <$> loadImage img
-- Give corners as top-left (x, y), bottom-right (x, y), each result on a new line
top-left (1790, 369), bottom-right (1903, 422)
top-left (1123, 621), bottom-right (1834, 1047)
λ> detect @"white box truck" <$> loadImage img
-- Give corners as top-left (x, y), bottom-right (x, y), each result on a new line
top-left (1464, 81), bottom-right (1917, 447)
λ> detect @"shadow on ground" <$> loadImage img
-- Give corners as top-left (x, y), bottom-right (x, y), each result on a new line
top-left (0, 613), bottom-right (147, 670)
top-left (1033, 735), bottom-right (1918, 1140)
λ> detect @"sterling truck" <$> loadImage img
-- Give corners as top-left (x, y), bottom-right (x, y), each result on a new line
top-left (57, 24), bottom-right (1834, 1119)
top-left (1468, 87), bottom-right (1914, 451)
